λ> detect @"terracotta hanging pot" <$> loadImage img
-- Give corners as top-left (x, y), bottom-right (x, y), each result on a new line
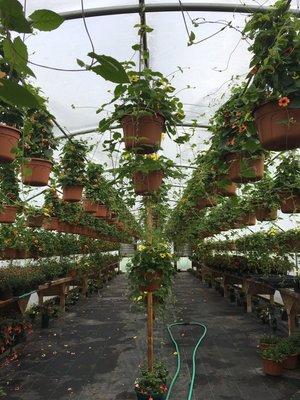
top-left (83, 198), bottom-right (97, 214)
top-left (26, 215), bottom-right (44, 228)
top-left (239, 212), bottom-right (256, 226)
top-left (22, 158), bottom-right (52, 187)
top-left (0, 125), bottom-right (20, 163)
top-left (226, 153), bottom-right (264, 183)
top-left (215, 180), bottom-right (237, 197)
top-left (262, 358), bottom-right (283, 376)
top-left (254, 101), bottom-right (300, 151)
top-left (122, 114), bottom-right (164, 154)
top-left (0, 205), bottom-right (18, 223)
top-left (255, 207), bottom-right (278, 221)
top-left (139, 271), bottom-right (162, 292)
top-left (95, 204), bottom-right (108, 218)
top-left (280, 192), bottom-right (300, 213)
top-left (1, 248), bottom-right (17, 260)
top-left (43, 217), bottom-right (59, 231)
top-left (63, 185), bottom-right (83, 202)
top-left (283, 354), bottom-right (298, 370)
top-left (196, 197), bottom-right (217, 210)
top-left (133, 170), bottom-right (164, 195)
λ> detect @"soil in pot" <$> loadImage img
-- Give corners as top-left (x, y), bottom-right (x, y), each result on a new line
top-left (133, 170), bottom-right (163, 195)
top-left (254, 101), bottom-right (300, 151)
top-left (283, 354), bottom-right (298, 370)
top-left (226, 153), bottom-right (264, 183)
top-left (0, 205), bottom-right (18, 223)
top-left (280, 192), bottom-right (300, 213)
top-left (122, 114), bottom-right (164, 154)
top-left (0, 125), bottom-right (20, 163)
top-left (63, 186), bottom-right (83, 202)
top-left (22, 158), bottom-right (52, 187)
top-left (255, 207), bottom-right (278, 221)
top-left (262, 358), bottom-right (283, 376)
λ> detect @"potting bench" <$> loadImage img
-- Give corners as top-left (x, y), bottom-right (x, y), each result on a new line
top-left (37, 277), bottom-right (73, 312)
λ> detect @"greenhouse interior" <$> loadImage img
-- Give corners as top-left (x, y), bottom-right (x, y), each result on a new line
top-left (0, 0), bottom-right (300, 399)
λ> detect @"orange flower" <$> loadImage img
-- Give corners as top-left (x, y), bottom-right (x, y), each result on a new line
top-left (278, 97), bottom-right (290, 107)
top-left (227, 138), bottom-right (235, 146)
top-left (238, 124), bottom-right (247, 133)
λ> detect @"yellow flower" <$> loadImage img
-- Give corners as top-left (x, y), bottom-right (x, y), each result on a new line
top-left (147, 153), bottom-right (159, 160)
top-left (138, 244), bottom-right (146, 251)
top-left (268, 227), bottom-right (278, 236)
top-left (130, 74), bottom-right (139, 83)
top-left (160, 253), bottom-right (166, 258)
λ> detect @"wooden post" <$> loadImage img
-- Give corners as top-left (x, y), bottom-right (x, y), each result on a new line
top-left (147, 291), bottom-right (154, 372)
top-left (145, 197), bottom-right (154, 372)
top-left (246, 294), bottom-right (252, 313)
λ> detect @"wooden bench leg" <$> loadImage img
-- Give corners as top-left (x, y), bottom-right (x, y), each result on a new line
top-left (246, 294), bottom-right (252, 313)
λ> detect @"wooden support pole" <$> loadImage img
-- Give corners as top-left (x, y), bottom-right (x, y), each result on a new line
top-left (147, 291), bottom-right (154, 372)
top-left (223, 276), bottom-right (229, 299)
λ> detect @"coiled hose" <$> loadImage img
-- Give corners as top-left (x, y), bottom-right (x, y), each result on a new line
top-left (166, 322), bottom-right (207, 400)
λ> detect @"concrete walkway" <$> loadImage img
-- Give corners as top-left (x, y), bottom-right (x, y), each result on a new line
top-left (0, 272), bottom-right (299, 400)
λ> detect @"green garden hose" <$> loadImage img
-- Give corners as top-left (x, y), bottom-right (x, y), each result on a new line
top-left (166, 322), bottom-right (207, 400)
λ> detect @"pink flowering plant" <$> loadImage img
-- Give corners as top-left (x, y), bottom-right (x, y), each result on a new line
top-left (134, 361), bottom-right (168, 399)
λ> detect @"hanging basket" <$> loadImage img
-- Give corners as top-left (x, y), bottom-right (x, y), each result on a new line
top-left (83, 198), bottom-right (97, 214)
top-left (135, 390), bottom-right (167, 400)
top-left (262, 358), bottom-right (283, 376)
top-left (26, 215), bottom-right (44, 228)
top-left (215, 180), bottom-right (237, 197)
top-left (255, 207), bottom-right (278, 221)
top-left (95, 204), bottom-right (108, 218)
top-left (226, 153), bottom-right (264, 183)
top-left (43, 217), bottom-right (59, 231)
top-left (133, 170), bottom-right (163, 195)
top-left (63, 185), bottom-right (83, 202)
top-left (280, 192), bottom-right (300, 213)
top-left (122, 114), bottom-right (164, 154)
top-left (139, 271), bottom-right (162, 292)
top-left (254, 101), bottom-right (300, 151)
top-left (239, 212), bottom-right (256, 226)
top-left (196, 197), bottom-right (217, 210)
top-left (0, 205), bottom-right (18, 223)
top-left (22, 158), bottom-right (52, 187)
top-left (0, 125), bottom-right (20, 163)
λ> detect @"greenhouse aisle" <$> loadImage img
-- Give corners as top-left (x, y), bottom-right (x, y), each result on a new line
top-left (0, 273), bottom-right (299, 400)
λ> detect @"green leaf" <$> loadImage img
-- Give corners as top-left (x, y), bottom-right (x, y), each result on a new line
top-left (89, 53), bottom-right (130, 84)
top-left (132, 44), bottom-right (141, 51)
top-left (29, 9), bottom-right (64, 31)
top-left (0, 0), bottom-right (32, 33)
top-left (0, 80), bottom-right (41, 108)
top-left (76, 58), bottom-right (86, 68)
top-left (3, 37), bottom-right (28, 74)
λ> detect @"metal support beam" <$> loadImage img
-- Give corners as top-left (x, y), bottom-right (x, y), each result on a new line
top-left (56, 122), bottom-right (209, 139)
top-left (59, 2), bottom-right (300, 20)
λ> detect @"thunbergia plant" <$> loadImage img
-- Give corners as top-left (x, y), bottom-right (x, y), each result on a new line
top-left (134, 361), bottom-right (169, 399)
top-left (0, 162), bottom-right (20, 223)
top-left (243, 0), bottom-right (300, 150)
top-left (127, 241), bottom-right (175, 300)
top-left (58, 139), bottom-right (89, 202)
top-left (97, 54), bottom-right (187, 153)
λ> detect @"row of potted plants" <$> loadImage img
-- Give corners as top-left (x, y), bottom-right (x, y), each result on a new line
top-left (0, 253), bottom-right (119, 300)
top-left (0, 221), bottom-right (119, 260)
